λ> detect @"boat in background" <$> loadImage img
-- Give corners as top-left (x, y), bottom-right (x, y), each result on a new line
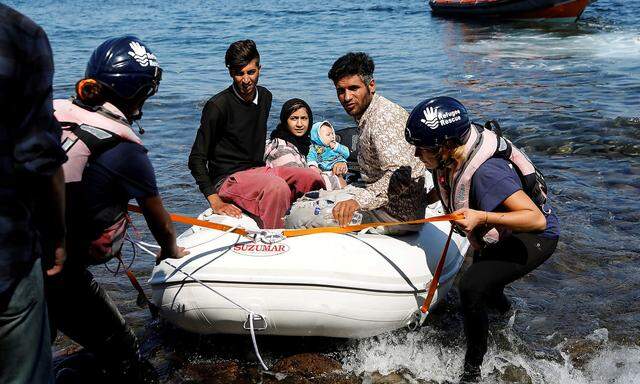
top-left (429, 0), bottom-right (591, 22)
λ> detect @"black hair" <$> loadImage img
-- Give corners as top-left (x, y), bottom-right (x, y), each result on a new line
top-left (270, 98), bottom-right (313, 156)
top-left (328, 52), bottom-right (375, 84)
top-left (225, 39), bottom-right (260, 71)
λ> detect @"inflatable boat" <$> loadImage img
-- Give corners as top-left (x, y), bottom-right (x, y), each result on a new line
top-left (429, 0), bottom-right (590, 22)
top-left (148, 205), bottom-right (469, 338)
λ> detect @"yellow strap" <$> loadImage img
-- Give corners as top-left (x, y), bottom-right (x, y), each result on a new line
top-left (127, 204), bottom-right (462, 239)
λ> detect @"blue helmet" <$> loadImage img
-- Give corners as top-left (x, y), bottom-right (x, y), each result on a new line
top-left (405, 96), bottom-right (471, 149)
top-left (85, 35), bottom-right (162, 119)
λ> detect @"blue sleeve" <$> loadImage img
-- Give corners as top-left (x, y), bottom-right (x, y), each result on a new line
top-left (334, 143), bottom-right (350, 161)
top-left (470, 158), bottom-right (522, 212)
top-left (306, 145), bottom-right (319, 166)
top-left (97, 143), bottom-right (159, 199)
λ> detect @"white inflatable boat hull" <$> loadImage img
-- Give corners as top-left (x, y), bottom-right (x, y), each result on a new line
top-left (149, 207), bottom-right (469, 338)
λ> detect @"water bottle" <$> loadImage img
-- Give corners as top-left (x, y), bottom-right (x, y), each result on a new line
top-left (323, 208), bottom-right (363, 226)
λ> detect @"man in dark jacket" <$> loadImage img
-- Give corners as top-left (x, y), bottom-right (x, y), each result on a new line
top-left (188, 40), bottom-right (325, 229)
top-left (0, 5), bottom-right (67, 383)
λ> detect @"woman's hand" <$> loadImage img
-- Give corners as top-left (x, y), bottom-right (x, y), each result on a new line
top-left (332, 162), bottom-right (348, 175)
top-left (452, 208), bottom-right (485, 233)
top-left (46, 239), bottom-right (66, 276)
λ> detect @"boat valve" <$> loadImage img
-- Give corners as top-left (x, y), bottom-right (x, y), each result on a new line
top-left (407, 311), bottom-right (422, 331)
top-left (243, 313), bottom-right (268, 331)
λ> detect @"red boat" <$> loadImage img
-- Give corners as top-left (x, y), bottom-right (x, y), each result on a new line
top-left (429, 0), bottom-right (591, 22)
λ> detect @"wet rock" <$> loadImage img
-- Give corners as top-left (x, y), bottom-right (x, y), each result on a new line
top-left (182, 361), bottom-right (247, 384)
top-left (495, 365), bottom-right (533, 384)
top-left (366, 370), bottom-right (438, 384)
top-left (561, 329), bottom-right (609, 369)
top-left (561, 340), bottom-right (602, 369)
top-left (262, 373), bottom-right (312, 384)
top-left (272, 353), bottom-right (343, 377)
top-left (368, 371), bottom-right (410, 383)
top-left (270, 353), bottom-right (360, 384)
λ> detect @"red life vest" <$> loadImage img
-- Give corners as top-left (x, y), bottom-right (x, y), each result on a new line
top-left (434, 122), bottom-right (549, 249)
top-left (54, 98), bottom-right (142, 264)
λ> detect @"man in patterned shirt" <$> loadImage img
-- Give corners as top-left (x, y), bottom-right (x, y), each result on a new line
top-left (328, 52), bottom-right (427, 228)
top-left (0, 4), bottom-right (67, 383)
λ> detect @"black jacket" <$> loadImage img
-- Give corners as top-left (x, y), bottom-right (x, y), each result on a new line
top-left (188, 85), bottom-right (272, 197)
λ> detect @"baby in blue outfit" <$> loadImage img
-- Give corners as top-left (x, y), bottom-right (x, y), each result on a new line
top-left (307, 121), bottom-right (349, 188)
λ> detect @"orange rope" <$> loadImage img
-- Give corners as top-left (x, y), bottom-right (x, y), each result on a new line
top-left (127, 204), bottom-right (463, 238)
top-left (127, 204), bottom-right (249, 236)
top-left (420, 225), bottom-right (455, 315)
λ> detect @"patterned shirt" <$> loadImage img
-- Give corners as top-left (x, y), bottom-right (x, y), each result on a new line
top-left (0, 5), bottom-right (66, 295)
top-left (345, 93), bottom-right (427, 221)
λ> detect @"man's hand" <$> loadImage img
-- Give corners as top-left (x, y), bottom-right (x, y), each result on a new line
top-left (156, 246), bottom-right (190, 265)
top-left (332, 199), bottom-right (360, 226)
top-left (46, 240), bottom-right (66, 276)
top-left (332, 162), bottom-right (348, 176)
top-left (208, 194), bottom-right (242, 218)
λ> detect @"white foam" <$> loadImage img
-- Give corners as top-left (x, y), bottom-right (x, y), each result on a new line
top-left (341, 327), bottom-right (640, 383)
top-left (457, 30), bottom-right (640, 70)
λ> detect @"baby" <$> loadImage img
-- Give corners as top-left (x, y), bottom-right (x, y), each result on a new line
top-left (307, 121), bottom-right (349, 189)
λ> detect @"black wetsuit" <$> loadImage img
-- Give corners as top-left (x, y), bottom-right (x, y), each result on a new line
top-left (46, 142), bottom-right (158, 383)
top-left (457, 158), bottom-right (559, 377)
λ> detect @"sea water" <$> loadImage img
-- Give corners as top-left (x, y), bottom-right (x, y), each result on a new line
top-left (6, 0), bottom-right (640, 382)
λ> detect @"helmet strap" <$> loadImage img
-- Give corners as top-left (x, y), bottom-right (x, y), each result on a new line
top-left (135, 120), bottom-right (145, 135)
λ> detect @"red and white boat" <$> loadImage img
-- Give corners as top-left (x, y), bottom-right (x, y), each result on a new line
top-left (429, 0), bottom-right (591, 22)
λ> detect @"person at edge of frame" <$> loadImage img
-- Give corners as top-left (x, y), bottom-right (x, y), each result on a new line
top-left (0, 4), bottom-right (67, 383)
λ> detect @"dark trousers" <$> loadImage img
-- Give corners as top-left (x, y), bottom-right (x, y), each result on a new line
top-left (0, 259), bottom-right (53, 384)
top-left (45, 264), bottom-right (141, 375)
top-left (459, 232), bottom-right (558, 367)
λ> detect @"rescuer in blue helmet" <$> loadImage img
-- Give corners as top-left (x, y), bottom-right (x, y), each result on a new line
top-left (47, 36), bottom-right (186, 383)
top-left (84, 35), bottom-right (162, 122)
top-left (405, 96), bottom-right (471, 149)
top-left (406, 96), bottom-right (559, 382)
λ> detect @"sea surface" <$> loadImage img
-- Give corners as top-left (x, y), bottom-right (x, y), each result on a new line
top-left (6, 0), bottom-right (640, 383)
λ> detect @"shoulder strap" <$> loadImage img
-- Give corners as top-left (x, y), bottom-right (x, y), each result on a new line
top-left (67, 123), bottom-right (121, 157)
top-left (484, 120), bottom-right (503, 137)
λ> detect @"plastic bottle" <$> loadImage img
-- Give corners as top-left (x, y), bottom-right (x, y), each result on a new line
top-left (323, 209), bottom-right (363, 226)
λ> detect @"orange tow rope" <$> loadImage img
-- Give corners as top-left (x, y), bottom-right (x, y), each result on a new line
top-left (418, 225), bottom-right (455, 325)
top-left (127, 204), bottom-right (250, 236)
top-left (127, 203), bottom-right (463, 238)
top-left (115, 254), bottom-right (159, 318)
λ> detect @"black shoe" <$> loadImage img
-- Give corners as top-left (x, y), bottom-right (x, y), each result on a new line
top-left (459, 363), bottom-right (481, 383)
